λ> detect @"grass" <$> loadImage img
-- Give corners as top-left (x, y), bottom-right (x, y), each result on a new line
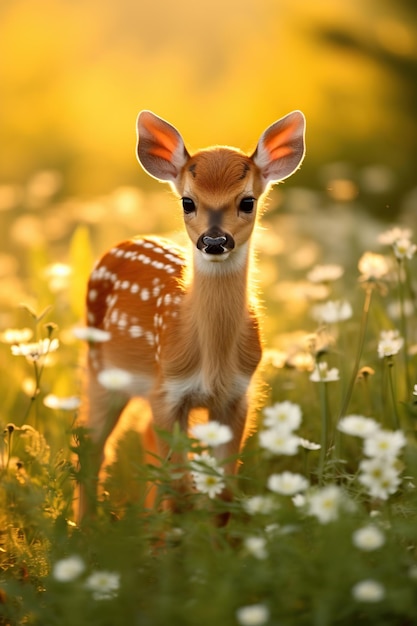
top-left (1, 174), bottom-right (417, 625)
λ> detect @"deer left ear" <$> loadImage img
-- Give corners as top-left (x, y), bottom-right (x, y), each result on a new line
top-left (252, 111), bottom-right (306, 189)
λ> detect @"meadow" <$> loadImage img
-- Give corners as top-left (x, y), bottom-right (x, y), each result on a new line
top-left (1, 167), bottom-right (417, 626)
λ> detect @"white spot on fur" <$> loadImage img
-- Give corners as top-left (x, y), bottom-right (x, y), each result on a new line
top-left (129, 325), bottom-right (143, 338)
top-left (88, 289), bottom-right (98, 301)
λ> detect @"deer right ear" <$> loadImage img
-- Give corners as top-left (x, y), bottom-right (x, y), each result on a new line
top-left (137, 111), bottom-right (189, 184)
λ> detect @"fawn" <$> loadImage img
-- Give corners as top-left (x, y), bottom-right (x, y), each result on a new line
top-left (78, 109), bottom-right (305, 516)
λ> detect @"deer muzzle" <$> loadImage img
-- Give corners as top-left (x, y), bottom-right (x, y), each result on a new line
top-left (197, 229), bottom-right (235, 255)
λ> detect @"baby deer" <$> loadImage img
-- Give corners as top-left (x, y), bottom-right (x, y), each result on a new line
top-left (79, 109), bottom-right (305, 515)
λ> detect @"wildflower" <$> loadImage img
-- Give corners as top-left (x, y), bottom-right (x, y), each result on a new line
top-left (193, 470), bottom-right (225, 498)
top-left (258, 428), bottom-right (299, 456)
top-left (311, 300), bottom-right (353, 324)
top-left (304, 329), bottom-right (334, 356)
top-left (0, 328), bottom-right (33, 344)
top-left (11, 338), bottom-right (59, 362)
top-left (393, 237), bottom-right (416, 260)
top-left (378, 226), bottom-right (413, 245)
top-left (337, 415), bottom-right (380, 439)
top-left (309, 362), bottom-right (339, 383)
top-left (52, 555), bottom-right (85, 582)
top-left (363, 429), bottom-right (406, 459)
top-left (298, 437), bottom-right (321, 451)
top-left (307, 264), bottom-right (344, 283)
top-left (236, 604), bottom-right (270, 626)
top-left (357, 366), bottom-right (375, 381)
top-left (307, 485), bottom-right (343, 524)
top-left (244, 537), bottom-right (268, 560)
top-left (191, 453), bottom-right (225, 498)
top-left (191, 451), bottom-right (219, 473)
top-left (72, 326), bottom-right (111, 342)
top-left (44, 263), bottom-right (72, 292)
top-left (97, 368), bottom-right (133, 391)
top-left (242, 495), bottom-right (277, 515)
top-left (262, 348), bottom-right (287, 369)
top-left (292, 493), bottom-right (306, 507)
top-left (262, 401), bottom-right (302, 431)
top-left (358, 252), bottom-right (389, 281)
top-left (377, 329), bottom-right (404, 358)
top-left (351, 579), bottom-right (385, 603)
top-left (191, 421), bottom-right (233, 447)
top-left (43, 394), bottom-right (81, 411)
top-left (289, 351), bottom-right (315, 372)
top-left (85, 570), bottom-right (120, 600)
top-left (267, 471), bottom-right (309, 495)
top-left (352, 525), bottom-right (385, 551)
top-left (358, 457), bottom-right (402, 500)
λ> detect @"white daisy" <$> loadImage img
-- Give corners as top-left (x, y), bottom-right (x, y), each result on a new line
top-left (244, 537), bottom-right (268, 560)
top-left (267, 471), bottom-right (309, 495)
top-left (43, 394), bottom-right (81, 411)
top-left (307, 485), bottom-right (343, 524)
top-left (358, 252), bottom-right (389, 281)
top-left (97, 368), bottom-right (133, 391)
top-left (307, 264), bottom-right (344, 283)
top-left (11, 338), bottom-right (59, 362)
top-left (358, 457), bottom-right (402, 500)
top-left (191, 421), bottom-right (233, 447)
top-left (242, 495), bottom-right (277, 515)
top-left (352, 579), bottom-right (385, 603)
top-left (259, 428), bottom-right (300, 456)
top-left (352, 525), bottom-right (385, 551)
top-left (363, 429), bottom-right (406, 459)
top-left (311, 300), bottom-right (353, 324)
top-left (52, 555), bottom-right (85, 582)
top-left (236, 604), bottom-right (270, 626)
top-left (337, 415), bottom-right (380, 439)
top-left (72, 326), bottom-right (111, 342)
top-left (262, 401), bottom-right (302, 431)
top-left (309, 362), bottom-right (339, 383)
top-left (85, 570), bottom-right (120, 600)
top-left (377, 329), bottom-right (404, 358)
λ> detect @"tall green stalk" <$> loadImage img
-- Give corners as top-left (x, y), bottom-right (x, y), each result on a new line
top-left (338, 284), bottom-right (374, 420)
top-left (396, 259), bottom-right (411, 393)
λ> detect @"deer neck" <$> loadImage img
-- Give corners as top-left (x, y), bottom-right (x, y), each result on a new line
top-left (185, 242), bottom-right (251, 357)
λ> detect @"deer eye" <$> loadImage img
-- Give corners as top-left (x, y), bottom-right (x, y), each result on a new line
top-left (239, 197), bottom-right (255, 214)
top-left (182, 197), bottom-right (196, 214)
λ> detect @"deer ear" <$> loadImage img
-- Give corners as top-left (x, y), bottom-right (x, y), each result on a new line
top-left (137, 111), bottom-right (189, 184)
top-left (252, 111), bottom-right (306, 189)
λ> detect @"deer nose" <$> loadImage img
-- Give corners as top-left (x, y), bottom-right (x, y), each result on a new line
top-left (202, 235), bottom-right (227, 247)
top-left (197, 228), bottom-right (235, 255)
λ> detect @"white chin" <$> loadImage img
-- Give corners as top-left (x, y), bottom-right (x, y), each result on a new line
top-left (202, 251), bottom-right (230, 262)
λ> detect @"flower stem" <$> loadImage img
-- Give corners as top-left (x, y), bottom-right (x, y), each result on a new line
top-left (387, 359), bottom-right (400, 430)
top-left (397, 259), bottom-right (411, 393)
top-left (338, 284), bottom-right (374, 420)
top-left (318, 378), bottom-right (328, 485)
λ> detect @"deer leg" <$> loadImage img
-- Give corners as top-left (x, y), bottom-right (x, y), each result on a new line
top-left (209, 394), bottom-right (249, 473)
top-left (76, 373), bottom-right (129, 521)
top-left (149, 388), bottom-right (193, 511)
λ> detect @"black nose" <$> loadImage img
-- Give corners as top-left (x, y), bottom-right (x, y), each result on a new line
top-left (197, 228), bottom-right (235, 255)
top-left (202, 235), bottom-right (227, 247)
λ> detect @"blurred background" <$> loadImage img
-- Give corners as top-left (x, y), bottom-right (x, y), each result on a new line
top-left (0, 0), bottom-right (417, 330)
